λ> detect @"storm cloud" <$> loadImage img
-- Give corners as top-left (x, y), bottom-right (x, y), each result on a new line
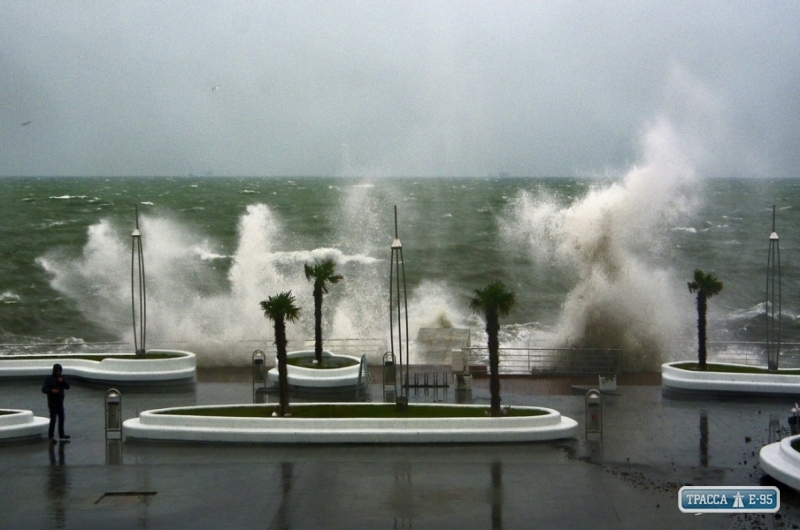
top-left (1, 1), bottom-right (798, 178)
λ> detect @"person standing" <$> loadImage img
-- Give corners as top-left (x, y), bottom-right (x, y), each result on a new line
top-left (42, 364), bottom-right (70, 443)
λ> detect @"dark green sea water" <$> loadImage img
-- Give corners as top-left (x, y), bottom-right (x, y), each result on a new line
top-left (1, 176), bottom-right (798, 368)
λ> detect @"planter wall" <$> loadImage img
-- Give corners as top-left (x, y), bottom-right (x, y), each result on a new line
top-left (760, 435), bottom-right (800, 491)
top-left (268, 350), bottom-right (362, 389)
top-left (0, 350), bottom-right (196, 384)
top-left (123, 403), bottom-right (578, 444)
top-left (662, 362), bottom-right (800, 396)
top-left (0, 409), bottom-right (49, 442)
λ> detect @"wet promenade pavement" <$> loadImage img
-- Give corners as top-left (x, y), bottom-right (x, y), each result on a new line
top-left (1, 369), bottom-right (799, 529)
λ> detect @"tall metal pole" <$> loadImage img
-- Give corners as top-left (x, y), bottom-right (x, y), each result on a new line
top-left (132, 205), bottom-right (147, 356)
top-left (766, 205), bottom-right (781, 371)
top-left (389, 206), bottom-right (410, 399)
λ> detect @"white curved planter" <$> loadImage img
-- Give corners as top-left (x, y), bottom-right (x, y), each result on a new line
top-left (0, 409), bottom-right (49, 442)
top-left (662, 362), bottom-right (800, 396)
top-left (123, 403), bottom-right (579, 444)
top-left (267, 350), bottom-right (362, 389)
top-left (0, 350), bottom-right (196, 384)
top-left (760, 434), bottom-right (800, 491)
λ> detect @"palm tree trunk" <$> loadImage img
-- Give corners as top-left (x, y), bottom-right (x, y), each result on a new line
top-left (487, 312), bottom-right (502, 416)
top-left (275, 317), bottom-right (290, 415)
top-left (697, 292), bottom-right (707, 370)
top-left (314, 284), bottom-right (323, 365)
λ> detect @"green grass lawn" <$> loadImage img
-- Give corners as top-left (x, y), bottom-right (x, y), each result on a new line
top-left (157, 404), bottom-right (548, 419)
top-left (0, 352), bottom-right (183, 361)
top-left (673, 362), bottom-right (800, 375)
top-left (285, 356), bottom-right (359, 369)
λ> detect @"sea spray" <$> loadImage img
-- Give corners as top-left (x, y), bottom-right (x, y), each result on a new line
top-left (36, 193), bottom-right (471, 366)
top-left (500, 117), bottom-right (701, 370)
top-left (327, 181), bottom-right (473, 362)
top-left (38, 206), bottom-right (312, 365)
top-left (37, 220), bottom-right (130, 332)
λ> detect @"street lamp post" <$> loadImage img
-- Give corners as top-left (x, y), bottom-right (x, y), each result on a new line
top-left (766, 205), bottom-right (781, 371)
top-left (389, 206), bottom-right (410, 405)
top-left (132, 205), bottom-right (147, 357)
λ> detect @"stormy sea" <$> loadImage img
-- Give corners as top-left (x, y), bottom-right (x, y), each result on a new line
top-left (1, 154), bottom-right (798, 371)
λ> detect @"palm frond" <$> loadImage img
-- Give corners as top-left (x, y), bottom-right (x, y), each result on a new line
top-left (305, 258), bottom-right (344, 293)
top-left (260, 291), bottom-right (301, 323)
top-left (469, 280), bottom-right (516, 317)
top-left (688, 269), bottom-right (723, 297)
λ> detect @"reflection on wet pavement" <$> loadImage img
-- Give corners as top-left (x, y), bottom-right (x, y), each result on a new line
top-left (47, 441), bottom-right (68, 528)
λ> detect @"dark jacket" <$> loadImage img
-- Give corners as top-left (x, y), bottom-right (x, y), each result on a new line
top-left (42, 374), bottom-right (70, 408)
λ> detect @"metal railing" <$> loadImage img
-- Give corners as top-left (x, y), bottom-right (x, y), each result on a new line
top-left (8, 338), bottom-right (800, 372)
top-left (463, 347), bottom-right (623, 376)
top-left (0, 341), bottom-right (130, 356)
top-left (298, 338), bottom-right (386, 360)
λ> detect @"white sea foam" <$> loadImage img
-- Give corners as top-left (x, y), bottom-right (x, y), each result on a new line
top-left (0, 292), bottom-right (20, 304)
top-left (267, 248), bottom-right (380, 266)
top-left (729, 302), bottom-right (798, 323)
top-left (192, 244), bottom-right (230, 261)
top-left (728, 302), bottom-right (767, 321)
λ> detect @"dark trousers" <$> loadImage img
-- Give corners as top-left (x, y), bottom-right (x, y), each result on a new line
top-left (48, 404), bottom-right (65, 438)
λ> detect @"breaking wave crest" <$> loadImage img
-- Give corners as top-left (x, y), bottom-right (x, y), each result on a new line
top-left (500, 117), bottom-right (702, 370)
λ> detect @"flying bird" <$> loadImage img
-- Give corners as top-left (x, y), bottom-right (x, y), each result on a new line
top-left (211, 86), bottom-right (218, 92)
top-left (21, 121), bottom-right (32, 126)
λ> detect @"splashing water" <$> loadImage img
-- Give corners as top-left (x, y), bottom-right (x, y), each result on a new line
top-left (36, 191), bottom-right (469, 366)
top-left (500, 117), bottom-right (701, 370)
top-left (36, 204), bottom-right (377, 365)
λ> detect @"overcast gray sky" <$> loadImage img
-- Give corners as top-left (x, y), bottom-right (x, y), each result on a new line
top-left (1, 1), bottom-right (798, 178)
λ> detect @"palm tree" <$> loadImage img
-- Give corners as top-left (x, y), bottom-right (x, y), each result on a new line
top-left (304, 258), bottom-right (343, 365)
top-left (687, 269), bottom-right (723, 371)
top-left (469, 280), bottom-right (515, 417)
top-left (260, 291), bottom-right (301, 416)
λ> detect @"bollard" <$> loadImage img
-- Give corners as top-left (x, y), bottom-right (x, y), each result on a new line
top-left (384, 360), bottom-right (396, 384)
top-left (252, 350), bottom-right (266, 403)
top-left (253, 350), bottom-right (266, 383)
top-left (383, 352), bottom-right (397, 402)
top-left (105, 388), bottom-right (123, 440)
top-left (585, 389), bottom-right (602, 438)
